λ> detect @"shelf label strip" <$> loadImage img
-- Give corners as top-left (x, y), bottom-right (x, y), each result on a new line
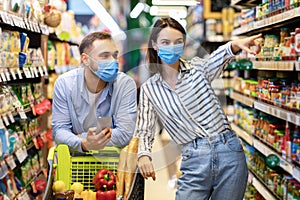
top-left (252, 178), bottom-right (277, 200)
top-left (253, 138), bottom-right (293, 175)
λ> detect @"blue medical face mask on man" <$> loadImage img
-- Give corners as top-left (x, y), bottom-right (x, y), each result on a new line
top-left (86, 55), bottom-right (119, 82)
top-left (157, 43), bottom-right (184, 64)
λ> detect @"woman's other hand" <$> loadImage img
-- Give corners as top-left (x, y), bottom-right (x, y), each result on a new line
top-left (138, 155), bottom-right (156, 181)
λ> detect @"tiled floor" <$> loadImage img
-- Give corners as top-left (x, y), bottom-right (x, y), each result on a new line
top-left (144, 130), bottom-right (181, 200)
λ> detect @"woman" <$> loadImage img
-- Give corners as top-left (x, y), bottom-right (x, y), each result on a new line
top-left (135, 17), bottom-right (261, 200)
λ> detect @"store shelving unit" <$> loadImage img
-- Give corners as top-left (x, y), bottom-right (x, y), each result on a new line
top-left (248, 170), bottom-right (278, 200)
top-left (230, 90), bottom-right (300, 126)
top-left (228, 1), bottom-right (300, 198)
top-left (232, 7), bottom-right (300, 36)
top-left (233, 122), bottom-right (300, 199)
top-left (252, 61), bottom-right (297, 71)
top-left (0, 8), bottom-right (51, 199)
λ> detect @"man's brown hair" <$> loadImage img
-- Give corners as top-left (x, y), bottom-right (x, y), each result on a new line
top-left (79, 31), bottom-right (112, 54)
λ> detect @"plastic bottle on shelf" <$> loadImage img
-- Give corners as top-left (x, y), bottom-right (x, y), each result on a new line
top-left (295, 28), bottom-right (300, 60)
top-left (290, 32), bottom-right (297, 61)
top-left (284, 121), bottom-right (292, 162)
top-left (293, 183), bottom-right (300, 200)
top-left (290, 82), bottom-right (298, 109)
top-left (292, 125), bottom-right (300, 162)
top-left (296, 83), bottom-right (300, 109)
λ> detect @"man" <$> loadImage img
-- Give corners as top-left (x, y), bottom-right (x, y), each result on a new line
top-left (52, 31), bottom-right (137, 152)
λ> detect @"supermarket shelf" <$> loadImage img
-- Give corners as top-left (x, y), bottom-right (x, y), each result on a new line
top-left (231, 123), bottom-right (253, 145)
top-left (231, 0), bottom-right (259, 7)
top-left (230, 90), bottom-right (254, 107)
top-left (49, 33), bottom-right (79, 46)
top-left (248, 171), bottom-right (278, 200)
top-left (252, 61), bottom-right (295, 71)
top-left (234, 122), bottom-right (300, 182)
top-left (253, 138), bottom-right (294, 175)
top-left (232, 7), bottom-right (300, 35)
top-left (0, 10), bottom-right (49, 35)
top-left (253, 101), bottom-right (300, 126)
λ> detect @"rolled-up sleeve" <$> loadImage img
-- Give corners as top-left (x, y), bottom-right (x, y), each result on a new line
top-left (192, 42), bottom-right (235, 83)
top-left (52, 78), bottom-right (83, 152)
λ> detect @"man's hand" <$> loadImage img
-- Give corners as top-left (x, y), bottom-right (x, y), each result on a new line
top-left (138, 156), bottom-right (156, 181)
top-left (231, 33), bottom-right (262, 55)
top-left (81, 127), bottom-right (112, 151)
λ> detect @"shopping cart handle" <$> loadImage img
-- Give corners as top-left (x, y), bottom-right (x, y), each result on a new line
top-left (88, 146), bottom-right (121, 155)
top-left (47, 146), bottom-right (56, 161)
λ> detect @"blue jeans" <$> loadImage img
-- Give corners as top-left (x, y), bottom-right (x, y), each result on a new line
top-left (176, 130), bottom-right (248, 200)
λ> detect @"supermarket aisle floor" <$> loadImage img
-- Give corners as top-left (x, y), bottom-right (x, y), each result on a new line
top-left (144, 129), bottom-right (181, 200)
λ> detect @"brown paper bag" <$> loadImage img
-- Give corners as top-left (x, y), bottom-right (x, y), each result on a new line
top-left (116, 137), bottom-right (139, 200)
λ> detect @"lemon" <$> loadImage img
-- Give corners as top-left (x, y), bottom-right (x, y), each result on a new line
top-left (70, 182), bottom-right (84, 194)
top-left (52, 180), bottom-right (66, 192)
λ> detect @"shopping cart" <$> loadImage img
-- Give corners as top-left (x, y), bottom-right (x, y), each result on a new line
top-left (43, 144), bottom-right (144, 200)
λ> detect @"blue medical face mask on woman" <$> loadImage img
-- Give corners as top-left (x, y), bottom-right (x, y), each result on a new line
top-left (157, 43), bottom-right (184, 64)
top-left (86, 55), bottom-right (119, 82)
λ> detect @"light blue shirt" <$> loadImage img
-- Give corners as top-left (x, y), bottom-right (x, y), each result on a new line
top-left (52, 68), bottom-right (137, 152)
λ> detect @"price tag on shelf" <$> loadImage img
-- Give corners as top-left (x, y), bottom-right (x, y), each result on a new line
top-left (0, 72), bottom-right (6, 82)
top-left (29, 67), bottom-right (35, 78)
top-left (270, 107), bottom-right (276, 116)
top-left (254, 139), bottom-right (271, 157)
top-left (287, 113), bottom-right (292, 122)
top-left (0, 161), bottom-right (8, 179)
top-left (1, 12), bottom-right (7, 24)
top-left (17, 68), bottom-right (23, 79)
top-left (5, 155), bottom-right (16, 170)
top-left (279, 160), bottom-right (293, 174)
top-left (33, 67), bottom-right (39, 77)
top-left (10, 69), bottom-right (16, 80)
top-left (293, 167), bottom-right (300, 182)
top-left (18, 110), bottom-right (27, 120)
top-left (38, 66), bottom-right (44, 76)
top-left (43, 66), bottom-right (48, 76)
top-left (5, 71), bottom-right (10, 81)
top-left (23, 18), bottom-right (29, 29)
top-left (279, 110), bottom-right (287, 120)
top-left (296, 116), bottom-right (300, 126)
top-left (248, 172), bottom-right (253, 183)
top-left (15, 147), bottom-right (27, 164)
top-left (2, 115), bottom-right (9, 126)
top-left (23, 68), bottom-right (31, 78)
top-left (8, 112), bottom-right (15, 123)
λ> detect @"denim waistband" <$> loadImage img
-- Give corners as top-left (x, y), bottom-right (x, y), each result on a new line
top-left (193, 129), bottom-right (236, 145)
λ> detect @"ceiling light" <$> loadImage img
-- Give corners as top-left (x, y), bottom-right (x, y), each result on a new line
top-left (83, 0), bottom-right (126, 40)
top-left (152, 0), bottom-right (198, 6)
top-left (130, 2), bottom-right (145, 18)
top-left (150, 6), bottom-right (187, 18)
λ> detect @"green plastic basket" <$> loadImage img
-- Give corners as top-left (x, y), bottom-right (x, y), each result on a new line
top-left (53, 144), bottom-right (120, 190)
top-left (44, 144), bottom-right (144, 200)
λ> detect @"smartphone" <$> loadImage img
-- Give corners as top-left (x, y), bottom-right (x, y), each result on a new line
top-left (96, 116), bottom-right (112, 134)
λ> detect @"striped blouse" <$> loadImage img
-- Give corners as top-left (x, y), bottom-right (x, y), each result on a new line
top-left (135, 42), bottom-right (235, 159)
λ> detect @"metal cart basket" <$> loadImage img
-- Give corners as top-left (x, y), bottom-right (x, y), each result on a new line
top-left (43, 144), bottom-right (144, 200)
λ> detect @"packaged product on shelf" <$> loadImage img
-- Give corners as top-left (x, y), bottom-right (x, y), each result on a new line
top-left (290, 32), bottom-right (297, 61)
top-left (292, 125), bottom-right (300, 162)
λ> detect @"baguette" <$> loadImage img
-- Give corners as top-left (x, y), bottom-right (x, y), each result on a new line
top-left (124, 137), bottom-right (139, 200)
top-left (116, 145), bottom-right (128, 198)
